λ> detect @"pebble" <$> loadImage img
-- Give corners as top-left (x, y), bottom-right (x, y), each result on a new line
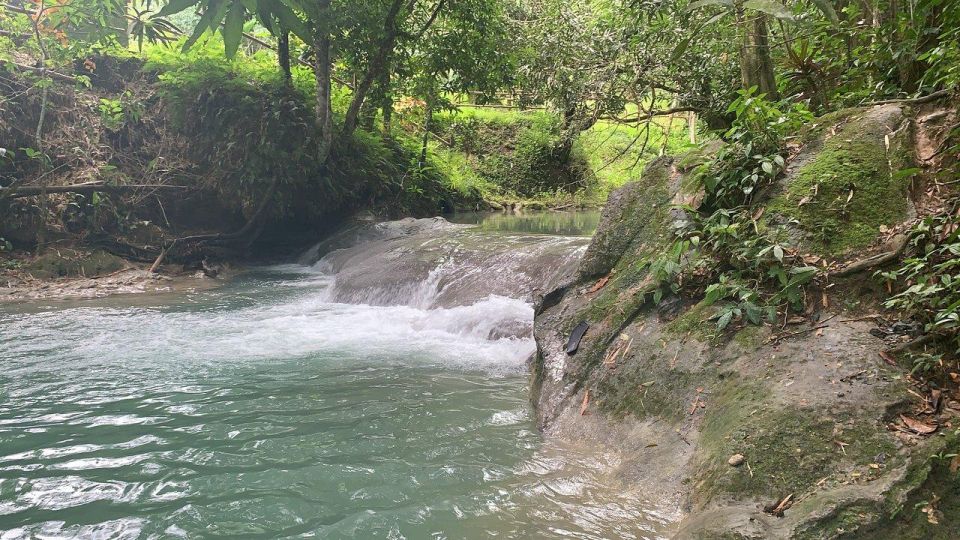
top-left (728, 453), bottom-right (745, 467)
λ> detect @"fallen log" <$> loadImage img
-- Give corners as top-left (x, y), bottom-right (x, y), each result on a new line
top-left (148, 177), bottom-right (280, 271)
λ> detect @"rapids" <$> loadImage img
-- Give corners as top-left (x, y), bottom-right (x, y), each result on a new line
top-left (0, 212), bottom-right (677, 538)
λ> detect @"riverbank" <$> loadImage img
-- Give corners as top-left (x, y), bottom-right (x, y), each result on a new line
top-left (0, 211), bottom-right (656, 539)
top-left (0, 255), bottom-right (231, 302)
top-left (531, 101), bottom-right (960, 538)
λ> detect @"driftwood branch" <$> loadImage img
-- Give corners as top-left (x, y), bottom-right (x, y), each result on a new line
top-left (886, 333), bottom-right (942, 356)
top-left (149, 178), bottom-right (280, 271)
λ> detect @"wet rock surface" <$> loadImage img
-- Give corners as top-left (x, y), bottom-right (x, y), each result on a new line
top-left (531, 106), bottom-right (957, 538)
top-left (301, 217), bottom-right (590, 308)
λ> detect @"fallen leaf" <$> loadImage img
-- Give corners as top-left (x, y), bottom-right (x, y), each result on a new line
top-left (821, 291), bottom-right (829, 308)
top-left (816, 328), bottom-right (824, 337)
top-left (950, 372), bottom-right (959, 383)
top-left (900, 414), bottom-right (937, 435)
top-left (764, 493), bottom-right (794, 517)
top-left (931, 389), bottom-right (943, 413)
top-left (579, 390), bottom-right (590, 416)
top-left (588, 275), bottom-right (610, 293)
top-left (798, 196), bottom-right (812, 207)
top-left (689, 395), bottom-right (700, 415)
top-left (950, 455), bottom-right (960, 474)
top-left (879, 350), bottom-right (897, 366)
top-left (645, 443), bottom-right (658, 448)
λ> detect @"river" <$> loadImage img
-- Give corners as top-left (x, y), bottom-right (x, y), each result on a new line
top-left (0, 211), bottom-right (676, 539)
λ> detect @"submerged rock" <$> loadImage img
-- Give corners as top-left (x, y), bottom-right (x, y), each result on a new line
top-left (531, 105), bottom-right (956, 538)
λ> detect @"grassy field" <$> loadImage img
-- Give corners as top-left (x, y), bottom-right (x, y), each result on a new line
top-left (427, 103), bottom-right (702, 206)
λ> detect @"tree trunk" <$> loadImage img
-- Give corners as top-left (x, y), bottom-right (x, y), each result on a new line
top-left (313, 31), bottom-right (333, 164)
top-left (419, 91), bottom-right (434, 167)
top-left (278, 29), bottom-right (291, 84)
top-left (735, 2), bottom-right (779, 99)
top-left (382, 73), bottom-right (394, 135)
top-left (341, 0), bottom-right (410, 138)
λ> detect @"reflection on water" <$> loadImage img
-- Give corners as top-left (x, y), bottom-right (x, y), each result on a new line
top-left (448, 210), bottom-right (601, 237)
top-left (0, 220), bottom-right (677, 539)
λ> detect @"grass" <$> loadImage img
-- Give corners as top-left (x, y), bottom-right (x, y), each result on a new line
top-left (579, 116), bottom-right (700, 198)
top-left (429, 103), bottom-right (703, 206)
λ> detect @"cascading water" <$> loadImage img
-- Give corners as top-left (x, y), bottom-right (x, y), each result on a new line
top-left (0, 213), bottom-right (677, 539)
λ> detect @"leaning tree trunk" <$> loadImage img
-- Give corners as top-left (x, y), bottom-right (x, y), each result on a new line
top-left (735, 2), bottom-right (779, 100)
top-left (341, 0), bottom-right (409, 139)
top-left (381, 82), bottom-right (393, 135)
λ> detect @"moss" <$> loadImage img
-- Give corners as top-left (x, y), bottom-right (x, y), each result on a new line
top-left (732, 324), bottom-right (767, 349)
top-left (595, 356), bottom-right (699, 422)
top-left (693, 378), bottom-right (897, 505)
top-left (767, 109), bottom-right (912, 256)
top-left (795, 108), bottom-right (861, 146)
top-left (794, 502), bottom-right (884, 540)
top-left (26, 249), bottom-right (126, 279)
top-left (665, 301), bottom-right (720, 343)
top-left (848, 431), bottom-right (960, 539)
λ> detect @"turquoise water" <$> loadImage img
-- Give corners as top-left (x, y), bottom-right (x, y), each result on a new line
top-left (0, 220), bottom-right (674, 539)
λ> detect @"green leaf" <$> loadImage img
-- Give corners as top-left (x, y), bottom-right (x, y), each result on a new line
top-left (717, 309), bottom-right (734, 330)
top-left (892, 167), bottom-right (922, 180)
top-left (743, 0), bottom-right (794, 20)
top-left (182, 0), bottom-right (227, 52)
top-left (156, 0), bottom-right (200, 17)
top-left (761, 161), bottom-right (774, 175)
top-left (686, 0), bottom-right (733, 11)
top-left (809, 0), bottom-right (840, 24)
top-left (773, 245), bottom-right (784, 262)
top-left (223, 0), bottom-right (246, 60)
top-left (273, 3), bottom-right (311, 44)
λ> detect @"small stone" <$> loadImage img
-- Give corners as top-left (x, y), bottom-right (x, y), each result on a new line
top-left (728, 453), bottom-right (745, 467)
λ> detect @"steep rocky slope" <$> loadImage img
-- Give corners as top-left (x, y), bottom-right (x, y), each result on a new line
top-left (531, 103), bottom-right (960, 538)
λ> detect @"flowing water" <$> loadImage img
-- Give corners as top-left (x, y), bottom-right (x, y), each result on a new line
top-left (0, 213), bottom-right (676, 539)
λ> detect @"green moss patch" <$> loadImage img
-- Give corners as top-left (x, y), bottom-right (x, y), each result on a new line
top-left (768, 108), bottom-right (912, 255)
top-left (694, 378), bottom-right (896, 505)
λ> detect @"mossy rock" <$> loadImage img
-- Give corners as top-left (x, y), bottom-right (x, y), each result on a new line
top-left (577, 156), bottom-right (676, 280)
top-left (694, 378), bottom-right (897, 505)
top-left (767, 105), bottom-right (914, 256)
top-left (25, 249), bottom-right (127, 279)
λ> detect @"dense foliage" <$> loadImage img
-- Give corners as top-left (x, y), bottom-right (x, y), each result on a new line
top-left (1, 0), bottom-right (958, 346)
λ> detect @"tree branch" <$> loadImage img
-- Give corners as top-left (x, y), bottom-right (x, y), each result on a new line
top-left (600, 106), bottom-right (699, 124)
